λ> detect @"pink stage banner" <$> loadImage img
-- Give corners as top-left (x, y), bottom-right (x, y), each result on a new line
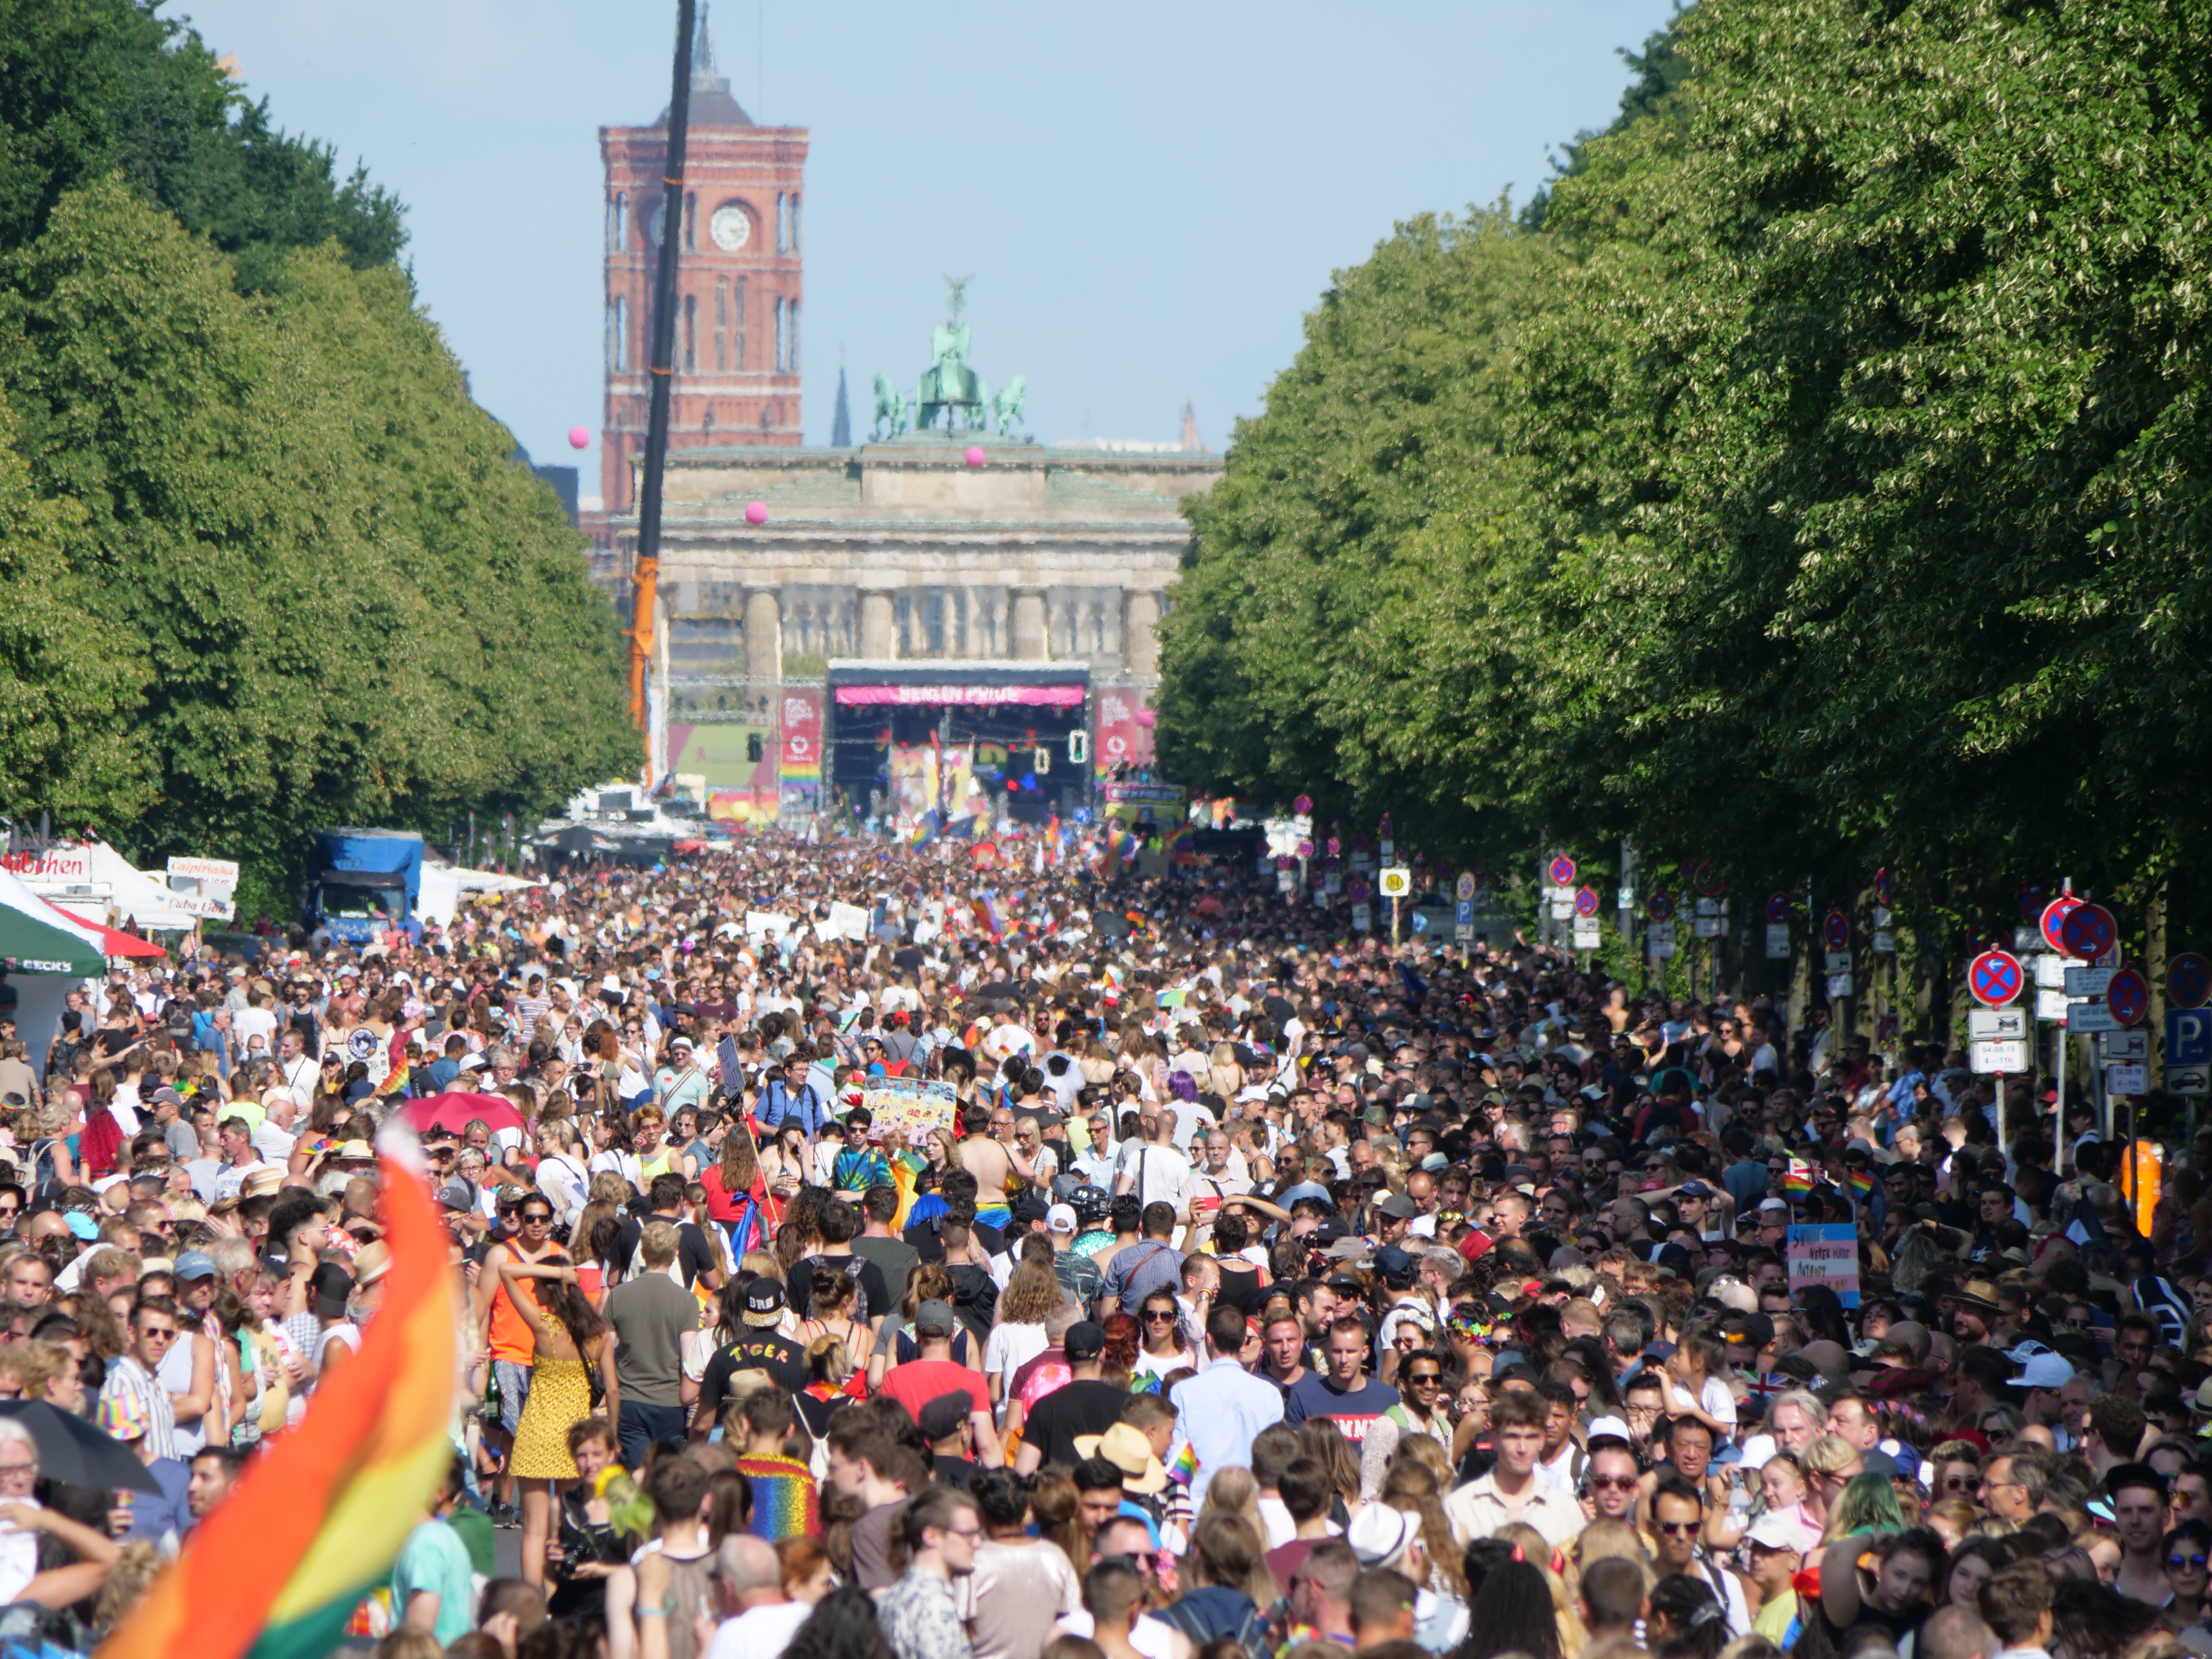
top-left (833, 684), bottom-right (1085, 709)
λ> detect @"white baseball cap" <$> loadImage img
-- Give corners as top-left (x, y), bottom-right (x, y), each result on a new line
top-left (2011, 1353), bottom-right (2075, 1389)
top-left (1046, 1204), bottom-right (1078, 1234)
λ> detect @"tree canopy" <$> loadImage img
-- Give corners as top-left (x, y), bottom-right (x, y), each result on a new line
top-left (1157, 0), bottom-right (2212, 940)
top-left (0, 4), bottom-right (633, 905)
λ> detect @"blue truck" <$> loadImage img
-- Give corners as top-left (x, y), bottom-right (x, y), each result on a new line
top-left (306, 829), bottom-right (425, 944)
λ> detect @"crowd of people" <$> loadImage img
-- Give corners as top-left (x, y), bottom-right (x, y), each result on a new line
top-left (0, 827), bottom-right (2202, 1659)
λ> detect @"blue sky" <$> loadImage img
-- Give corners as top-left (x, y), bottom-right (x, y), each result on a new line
top-left (166, 0), bottom-right (1678, 492)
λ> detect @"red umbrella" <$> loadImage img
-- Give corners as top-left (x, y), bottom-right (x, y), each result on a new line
top-left (396, 1092), bottom-right (528, 1137)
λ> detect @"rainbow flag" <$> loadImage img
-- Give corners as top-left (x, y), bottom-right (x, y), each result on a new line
top-left (911, 810), bottom-right (940, 848)
top-left (1168, 1442), bottom-right (1201, 1486)
top-left (1784, 1159), bottom-right (1816, 1196)
top-left (1847, 1169), bottom-right (1874, 1198)
top-left (104, 1159), bottom-right (457, 1659)
top-left (888, 1147), bottom-right (926, 1234)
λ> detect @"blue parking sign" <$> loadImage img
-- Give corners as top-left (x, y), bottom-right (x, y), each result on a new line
top-left (2169, 1008), bottom-right (2212, 1067)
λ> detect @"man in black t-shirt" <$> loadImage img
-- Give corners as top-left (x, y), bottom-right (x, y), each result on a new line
top-left (612, 1173), bottom-right (722, 1291)
top-left (1013, 1321), bottom-right (1127, 1473)
top-left (784, 1199), bottom-right (890, 1321)
top-left (690, 1279), bottom-right (808, 1436)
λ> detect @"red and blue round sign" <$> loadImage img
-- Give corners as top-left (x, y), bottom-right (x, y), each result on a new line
top-left (1293, 794), bottom-right (1313, 816)
top-left (1575, 886), bottom-right (1600, 918)
top-left (1455, 873), bottom-right (1476, 902)
top-left (1647, 891), bottom-right (1676, 924)
top-left (2170, 952), bottom-right (2212, 1012)
top-left (2017, 881), bottom-right (2044, 921)
top-left (1969, 949), bottom-right (2024, 1008)
top-left (1874, 867), bottom-right (1892, 907)
top-left (1823, 909), bottom-right (1850, 952)
top-left (1767, 892), bottom-right (1791, 925)
top-left (2107, 968), bottom-right (2150, 1027)
top-left (1548, 854), bottom-right (1578, 888)
top-left (1694, 861), bottom-right (1725, 898)
top-left (2059, 901), bottom-right (2118, 963)
top-left (2040, 894), bottom-right (2083, 955)
top-left (1347, 876), bottom-right (1371, 902)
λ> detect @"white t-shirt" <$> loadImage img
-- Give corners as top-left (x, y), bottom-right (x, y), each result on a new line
top-left (1670, 1375), bottom-right (1739, 1432)
top-left (704, 1599), bottom-right (812, 1659)
top-left (983, 1321), bottom-right (1050, 1410)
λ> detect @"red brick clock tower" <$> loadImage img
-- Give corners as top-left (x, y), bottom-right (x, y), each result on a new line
top-left (599, 7), bottom-right (807, 519)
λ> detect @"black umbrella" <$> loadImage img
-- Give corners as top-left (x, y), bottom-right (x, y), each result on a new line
top-left (0, 1400), bottom-right (162, 1494)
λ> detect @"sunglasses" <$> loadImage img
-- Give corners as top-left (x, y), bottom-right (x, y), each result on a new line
top-left (1656, 1520), bottom-right (1700, 1535)
top-left (2173, 1555), bottom-right (2210, 1570)
top-left (1587, 1475), bottom-right (1638, 1490)
top-left (1142, 1310), bottom-right (1179, 1323)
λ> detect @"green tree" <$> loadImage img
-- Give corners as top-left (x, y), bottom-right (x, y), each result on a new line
top-left (1156, 208), bottom-right (1557, 861)
top-left (0, 179), bottom-right (631, 888)
top-left (0, 0), bottom-right (403, 285)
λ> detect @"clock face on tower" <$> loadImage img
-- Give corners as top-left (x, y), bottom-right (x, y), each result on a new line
top-left (710, 204), bottom-right (751, 252)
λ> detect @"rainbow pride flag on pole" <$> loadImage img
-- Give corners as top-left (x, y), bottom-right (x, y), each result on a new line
top-left (102, 1158), bottom-right (457, 1659)
top-left (1784, 1158), bottom-right (1816, 1196)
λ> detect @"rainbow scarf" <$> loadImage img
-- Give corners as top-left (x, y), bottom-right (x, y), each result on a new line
top-left (104, 1158), bottom-right (457, 1659)
top-left (1784, 1159), bottom-right (1816, 1196)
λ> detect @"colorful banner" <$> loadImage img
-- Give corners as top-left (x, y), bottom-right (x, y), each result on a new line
top-left (835, 683), bottom-right (1086, 708)
top-left (863, 1076), bottom-right (959, 1142)
top-left (672, 721), bottom-right (778, 823)
top-left (1095, 685), bottom-right (1156, 776)
top-left (1786, 1223), bottom-right (1861, 1307)
top-left (779, 687), bottom-right (823, 782)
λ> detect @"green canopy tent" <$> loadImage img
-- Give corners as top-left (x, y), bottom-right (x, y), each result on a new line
top-left (0, 871), bottom-right (105, 977)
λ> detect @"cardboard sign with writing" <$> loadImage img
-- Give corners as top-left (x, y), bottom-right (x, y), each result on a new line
top-left (1787, 1223), bottom-right (1861, 1308)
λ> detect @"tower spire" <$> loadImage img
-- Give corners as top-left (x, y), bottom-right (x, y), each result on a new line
top-left (693, 2), bottom-right (726, 92)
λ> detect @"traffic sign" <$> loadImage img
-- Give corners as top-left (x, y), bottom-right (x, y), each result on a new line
top-left (1575, 886), bottom-right (1600, 917)
top-left (2168, 1007), bottom-right (2212, 1067)
top-left (1765, 925), bottom-right (1790, 959)
top-left (1767, 892), bottom-right (1791, 924)
top-left (1694, 860), bottom-right (1725, 897)
top-left (1548, 854), bottom-right (1578, 888)
top-left (2101, 1030), bottom-right (2149, 1062)
top-left (2059, 901), bottom-right (2118, 963)
top-left (2068, 1000), bottom-right (2119, 1033)
top-left (2171, 952), bottom-right (2212, 1011)
top-left (1647, 891), bottom-right (1676, 924)
top-left (1346, 875), bottom-right (1371, 902)
top-left (2040, 894), bottom-right (2083, 955)
top-left (1972, 1039), bottom-right (2032, 1074)
top-left (1969, 949), bottom-right (2025, 1007)
top-left (1380, 867), bottom-right (1411, 897)
top-left (1874, 867), bottom-right (1892, 907)
top-left (1968, 1008), bottom-right (2029, 1041)
top-left (2171, 1066), bottom-right (2212, 1097)
top-left (2107, 1063), bottom-right (2148, 1095)
top-left (1572, 919), bottom-right (1601, 948)
top-left (1455, 873), bottom-right (1476, 903)
top-left (2017, 881), bottom-right (2044, 921)
top-left (2106, 968), bottom-right (2150, 1027)
top-left (2064, 966), bottom-right (2115, 998)
top-left (1823, 910), bottom-right (1850, 952)
top-left (1293, 794), bottom-right (1313, 816)
top-left (2036, 988), bottom-right (2069, 1023)
top-left (1455, 898), bottom-right (1475, 930)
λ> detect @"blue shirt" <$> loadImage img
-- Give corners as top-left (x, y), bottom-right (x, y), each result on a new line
top-left (392, 1516), bottom-right (475, 1646)
top-left (121, 1456), bottom-right (192, 1548)
top-left (1170, 1355), bottom-right (1286, 1511)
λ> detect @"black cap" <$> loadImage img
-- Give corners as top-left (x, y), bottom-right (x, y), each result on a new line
top-left (917, 1392), bottom-right (973, 1441)
top-left (743, 1279), bottom-right (786, 1327)
top-left (1065, 1321), bottom-right (1105, 1361)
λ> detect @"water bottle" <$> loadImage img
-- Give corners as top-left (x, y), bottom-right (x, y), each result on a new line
top-left (1727, 1466), bottom-right (1749, 1529)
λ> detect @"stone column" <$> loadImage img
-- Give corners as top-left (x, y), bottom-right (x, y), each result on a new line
top-left (743, 589), bottom-right (782, 699)
top-left (1123, 590), bottom-right (1161, 678)
top-left (859, 590), bottom-right (897, 658)
top-left (1011, 591), bottom-right (1049, 661)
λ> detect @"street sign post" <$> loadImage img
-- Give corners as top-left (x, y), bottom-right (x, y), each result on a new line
top-left (2068, 1001), bottom-right (2120, 1033)
top-left (2101, 1030), bottom-right (2149, 1062)
top-left (1972, 1038), bottom-right (2032, 1074)
top-left (2106, 968), bottom-right (2150, 1027)
top-left (1969, 1008), bottom-right (2029, 1042)
top-left (2041, 894), bottom-right (2084, 955)
top-left (1548, 854), bottom-right (1577, 888)
top-left (1823, 910), bottom-right (1850, 952)
top-left (1767, 893), bottom-right (1791, 924)
top-left (1647, 891), bottom-right (1676, 924)
top-left (2060, 902), bottom-right (2118, 963)
top-left (2168, 1008), bottom-right (2212, 1067)
top-left (2171, 953), bottom-right (2212, 1011)
top-left (1969, 949), bottom-right (2025, 1008)
top-left (1575, 886), bottom-right (1601, 917)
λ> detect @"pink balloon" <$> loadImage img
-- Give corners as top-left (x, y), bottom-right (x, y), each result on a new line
top-left (745, 500), bottom-right (768, 526)
top-left (965, 445), bottom-right (986, 468)
top-left (567, 425), bottom-right (590, 450)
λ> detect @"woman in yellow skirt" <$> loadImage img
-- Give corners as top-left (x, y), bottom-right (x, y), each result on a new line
top-left (496, 1255), bottom-right (616, 1589)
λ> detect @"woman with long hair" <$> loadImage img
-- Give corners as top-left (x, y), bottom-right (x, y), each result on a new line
top-left (1155, 1513), bottom-right (1277, 1650)
top-left (1196, 1466), bottom-right (1269, 1542)
top-left (1452, 1558), bottom-right (1563, 1659)
top-left (1648, 1572), bottom-right (1729, 1659)
top-left (1029, 1466), bottom-right (1089, 1580)
top-left (1822, 1471), bottom-right (1909, 1541)
top-left (781, 1584), bottom-right (894, 1659)
top-left (774, 1186), bottom-right (832, 1280)
top-left (800, 1268), bottom-right (869, 1376)
top-left (1380, 1458), bottom-right (1466, 1596)
top-left (984, 1261), bottom-right (1063, 1409)
top-left (1297, 1417), bottom-right (1365, 1527)
top-left (495, 1256), bottom-right (615, 1590)
top-left (1132, 1286), bottom-right (1195, 1388)
top-left (700, 1115), bottom-right (772, 1255)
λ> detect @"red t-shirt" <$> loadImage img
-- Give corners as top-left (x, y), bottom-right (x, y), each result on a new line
top-left (877, 1357), bottom-right (987, 1423)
